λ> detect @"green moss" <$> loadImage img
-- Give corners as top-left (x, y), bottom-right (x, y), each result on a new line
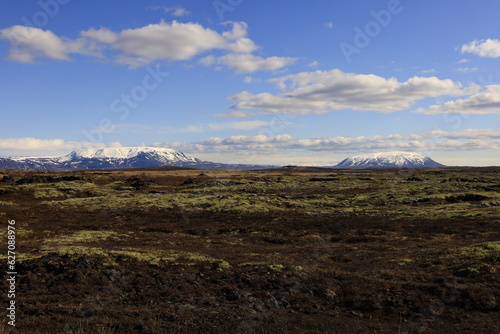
top-left (442, 241), bottom-right (500, 275)
top-left (239, 262), bottom-right (267, 267)
top-left (23, 170), bottom-right (500, 218)
top-left (239, 262), bottom-right (287, 271)
top-left (34, 188), bottom-right (67, 198)
top-left (4, 237), bottom-right (231, 268)
top-left (391, 258), bottom-right (414, 266)
top-left (46, 230), bottom-right (127, 244)
top-left (0, 245), bottom-right (116, 264)
top-left (113, 248), bottom-right (231, 268)
top-left (456, 241), bottom-right (500, 257)
top-left (268, 264), bottom-right (285, 271)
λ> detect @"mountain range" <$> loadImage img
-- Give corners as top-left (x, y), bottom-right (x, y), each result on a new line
top-left (0, 148), bottom-right (445, 170)
top-left (0, 147), bottom-right (274, 171)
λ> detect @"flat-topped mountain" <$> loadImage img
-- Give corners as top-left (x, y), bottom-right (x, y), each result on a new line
top-left (335, 151), bottom-right (445, 169)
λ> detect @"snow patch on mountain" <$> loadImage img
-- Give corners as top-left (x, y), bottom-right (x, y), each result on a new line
top-left (336, 151), bottom-right (444, 168)
top-left (63, 147), bottom-right (197, 163)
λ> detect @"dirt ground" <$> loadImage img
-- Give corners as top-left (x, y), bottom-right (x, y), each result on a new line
top-left (0, 167), bottom-right (498, 333)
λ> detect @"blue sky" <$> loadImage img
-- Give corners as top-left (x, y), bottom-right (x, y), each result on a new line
top-left (1, 0), bottom-right (500, 166)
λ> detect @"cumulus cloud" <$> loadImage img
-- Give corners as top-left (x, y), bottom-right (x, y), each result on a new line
top-left (200, 52), bottom-right (296, 74)
top-left (222, 69), bottom-right (477, 116)
top-left (415, 85), bottom-right (500, 115)
top-left (460, 39), bottom-right (500, 58)
top-left (158, 129), bottom-right (500, 156)
top-left (0, 22), bottom-right (228, 66)
top-left (3, 128), bottom-right (500, 160)
top-left (429, 128), bottom-right (500, 139)
top-left (215, 54), bottom-right (297, 73)
top-left (225, 37), bottom-right (259, 53)
top-left (80, 27), bottom-right (117, 44)
top-left (1, 21), bottom-right (289, 72)
top-left (198, 21), bottom-right (295, 73)
top-left (0, 25), bottom-right (87, 63)
top-left (82, 21), bottom-right (227, 68)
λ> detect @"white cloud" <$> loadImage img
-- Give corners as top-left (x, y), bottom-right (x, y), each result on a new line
top-left (415, 85), bottom-right (500, 115)
top-left (0, 22), bottom-right (228, 67)
top-left (456, 58), bottom-right (470, 64)
top-left (80, 27), bottom-right (117, 44)
top-left (308, 60), bottom-right (319, 67)
top-left (429, 128), bottom-right (500, 139)
top-left (222, 69), bottom-right (477, 116)
top-left (0, 21), bottom-right (294, 73)
top-left (84, 21), bottom-right (227, 68)
top-left (0, 26), bottom-right (87, 63)
top-left (324, 22), bottom-right (334, 29)
top-left (455, 67), bottom-right (478, 73)
top-left (198, 55), bottom-right (216, 65)
top-left (213, 110), bottom-right (262, 118)
top-left (460, 39), bottom-right (500, 58)
top-left (243, 76), bottom-right (260, 83)
top-left (221, 21), bottom-right (249, 40)
top-left (3, 129), bottom-right (500, 163)
top-left (148, 6), bottom-right (190, 17)
top-left (158, 129), bottom-right (500, 156)
top-left (225, 37), bottom-right (259, 53)
top-left (0, 22), bottom-right (222, 65)
top-left (216, 54), bottom-right (297, 73)
top-left (208, 120), bottom-right (275, 130)
top-left (0, 138), bottom-right (113, 157)
top-left (220, 22), bottom-right (259, 53)
top-left (199, 21), bottom-right (295, 73)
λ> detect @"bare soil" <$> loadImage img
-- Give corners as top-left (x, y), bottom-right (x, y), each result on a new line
top-left (0, 167), bottom-right (498, 333)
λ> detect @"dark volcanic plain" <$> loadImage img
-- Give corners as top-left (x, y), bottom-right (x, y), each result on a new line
top-left (0, 166), bottom-right (499, 333)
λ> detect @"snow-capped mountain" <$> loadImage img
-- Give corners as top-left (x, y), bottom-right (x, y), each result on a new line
top-left (335, 152), bottom-right (445, 169)
top-left (0, 147), bottom-right (275, 171)
top-left (1, 147), bottom-right (199, 170)
top-left (60, 147), bottom-right (198, 168)
top-left (63, 147), bottom-right (193, 161)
